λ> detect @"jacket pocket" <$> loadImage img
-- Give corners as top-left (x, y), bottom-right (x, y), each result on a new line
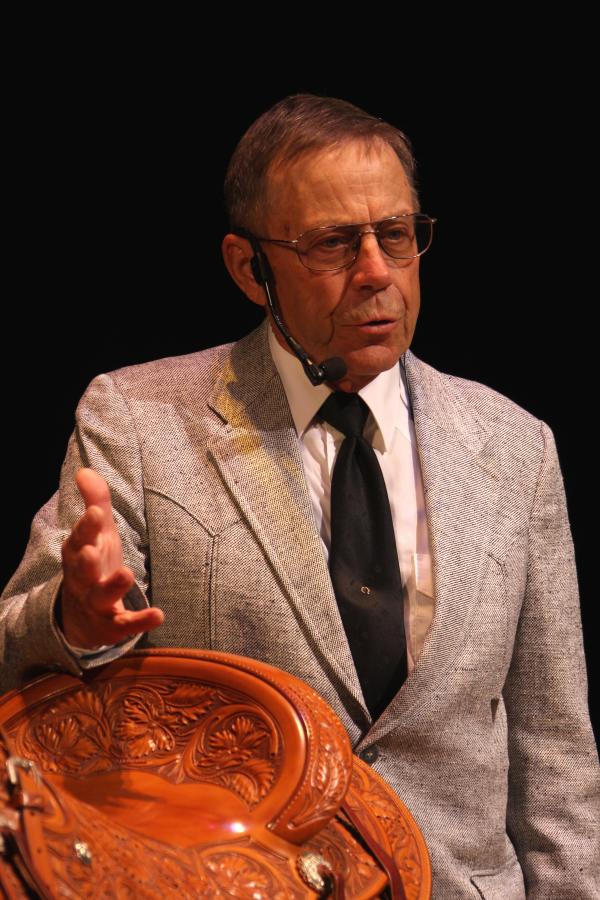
top-left (471, 852), bottom-right (526, 899)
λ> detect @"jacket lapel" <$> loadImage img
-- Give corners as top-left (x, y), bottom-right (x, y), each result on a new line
top-left (207, 324), bottom-right (366, 712)
top-left (206, 326), bottom-right (504, 742)
top-left (356, 351), bottom-right (503, 749)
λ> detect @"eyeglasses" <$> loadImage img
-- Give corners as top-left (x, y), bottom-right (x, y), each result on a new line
top-left (247, 214), bottom-right (436, 273)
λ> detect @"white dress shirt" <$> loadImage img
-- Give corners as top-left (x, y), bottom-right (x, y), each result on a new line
top-left (268, 326), bottom-right (435, 674)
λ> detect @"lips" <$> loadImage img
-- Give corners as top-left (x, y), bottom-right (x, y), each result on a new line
top-left (352, 319), bottom-right (398, 335)
top-left (343, 315), bottom-right (397, 326)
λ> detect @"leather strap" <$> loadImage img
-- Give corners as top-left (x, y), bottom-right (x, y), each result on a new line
top-left (341, 799), bottom-right (406, 900)
top-left (319, 861), bottom-right (346, 899)
top-left (0, 729), bottom-right (54, 899)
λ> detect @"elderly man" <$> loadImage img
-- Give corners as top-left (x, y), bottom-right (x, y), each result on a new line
top-left (1, 95), bottom-right (598, 897)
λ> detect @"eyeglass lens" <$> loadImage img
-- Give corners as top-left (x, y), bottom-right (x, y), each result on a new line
top-left (300, 216), bottom-right (432, 270)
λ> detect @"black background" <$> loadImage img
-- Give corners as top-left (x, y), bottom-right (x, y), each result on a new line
top-left (3, 42), bottom-right (596, 741)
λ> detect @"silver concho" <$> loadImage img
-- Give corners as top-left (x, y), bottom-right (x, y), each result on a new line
top-left (297, 851), bottom-right (332, 892)
top-left (73, 840), bottom-right (93, 866)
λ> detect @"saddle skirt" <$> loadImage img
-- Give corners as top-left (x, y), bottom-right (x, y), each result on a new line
top-left (0, 649), bottom-right (431, 898)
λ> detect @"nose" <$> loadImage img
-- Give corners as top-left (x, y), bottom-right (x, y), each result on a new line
top-left (350, 231), bottom-right (393, 291)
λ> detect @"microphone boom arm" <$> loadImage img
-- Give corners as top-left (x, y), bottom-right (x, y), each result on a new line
top-left (250, 240), bottom-right (347, 386)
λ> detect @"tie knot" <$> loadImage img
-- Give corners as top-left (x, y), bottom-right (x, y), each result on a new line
top-left (319, 392), bottom-right (370, 438)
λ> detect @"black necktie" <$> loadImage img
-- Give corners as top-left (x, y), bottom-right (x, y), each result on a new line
top-left (320, 392), bottom-right (407, 719)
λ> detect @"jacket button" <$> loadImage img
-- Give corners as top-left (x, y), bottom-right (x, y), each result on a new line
top-left (359, 745), bottom-right (379, 765)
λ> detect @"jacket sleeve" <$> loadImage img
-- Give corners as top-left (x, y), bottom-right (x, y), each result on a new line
top-left (0, 374), bottom-right (151, 695)
top-left (503, 421), bottom-right (599, 898)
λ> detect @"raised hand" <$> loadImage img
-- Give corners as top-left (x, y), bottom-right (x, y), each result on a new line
top-left (59, 468), bottom-right (164, 649)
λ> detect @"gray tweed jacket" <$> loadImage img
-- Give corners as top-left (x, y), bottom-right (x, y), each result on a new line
top-left (1, 322), bottom-right (598, 898)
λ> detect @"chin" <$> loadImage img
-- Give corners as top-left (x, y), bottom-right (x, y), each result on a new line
top-left (344, 344), bottom-right (405, 378)
top-left (333, 347), bottom-right (405, 392)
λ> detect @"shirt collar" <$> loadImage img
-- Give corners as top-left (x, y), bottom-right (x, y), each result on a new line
top-left (268, 324), bottom-right (411, 449)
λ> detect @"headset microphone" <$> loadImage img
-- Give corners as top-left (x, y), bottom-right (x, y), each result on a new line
top-left (250, 247), bottom-right (347, 386)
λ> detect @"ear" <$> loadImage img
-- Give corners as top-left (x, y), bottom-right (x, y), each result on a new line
top-left (221, 234), bottom-right (266, 307)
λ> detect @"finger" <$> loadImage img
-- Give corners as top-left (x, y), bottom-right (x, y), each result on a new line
top-left (61, 543), bottom-right (103, 595)
top-left (76, 468), bottom-right (114, 515)
top-left (112, 606), bottom-right (165, 634)
top-left (79, 606), bottom-right (165, 649)
top-left (74, 544), bottom-right (104, 586)
top-left (66, 505), bottom-right (105, 552)
top-left (59, 566), bottom-right (139, 648)
top-left (84, 567), bottom-right (136, 613)
top-left (61, 560), bottom-right (132, 619)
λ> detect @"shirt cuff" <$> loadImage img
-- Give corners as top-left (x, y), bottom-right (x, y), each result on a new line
top-left (56, 626), bottom-right (115, 660)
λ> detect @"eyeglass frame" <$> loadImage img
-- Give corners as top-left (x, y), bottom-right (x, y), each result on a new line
top-left (236, 213), bottom-right (437, 273)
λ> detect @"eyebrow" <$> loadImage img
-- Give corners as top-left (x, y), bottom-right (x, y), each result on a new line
top-left (300, 211), bottom-right (417, 232)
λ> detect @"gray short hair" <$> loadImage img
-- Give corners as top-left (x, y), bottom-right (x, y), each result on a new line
top-left (224, 94), bottom-right (419, 233)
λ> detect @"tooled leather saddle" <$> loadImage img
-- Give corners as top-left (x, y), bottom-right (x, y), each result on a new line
top-left (0, 649), bottom-right (431, 898)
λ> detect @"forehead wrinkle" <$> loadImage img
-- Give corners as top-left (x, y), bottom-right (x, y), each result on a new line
top-left (268, 143), bottom-right (414, 239)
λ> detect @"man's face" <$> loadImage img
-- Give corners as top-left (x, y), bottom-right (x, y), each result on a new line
top-left (262, 140), bottom-right (421, 391)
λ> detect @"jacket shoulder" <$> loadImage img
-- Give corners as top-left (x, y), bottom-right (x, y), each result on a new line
top-left (408, 351), bottom-right (545, 432)
top-left (113, 342), bottom-right (234, 397)
top-left (405, 352), bottom-right (552, 476)
top-left (74, 342), bottom-right (239, 418)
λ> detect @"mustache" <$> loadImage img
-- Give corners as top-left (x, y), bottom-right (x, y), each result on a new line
top-left (338, 296), bottom-right (404, 325)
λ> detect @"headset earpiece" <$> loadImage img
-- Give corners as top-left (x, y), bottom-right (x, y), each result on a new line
top-left (250, 249), bottom-right (274, 287)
